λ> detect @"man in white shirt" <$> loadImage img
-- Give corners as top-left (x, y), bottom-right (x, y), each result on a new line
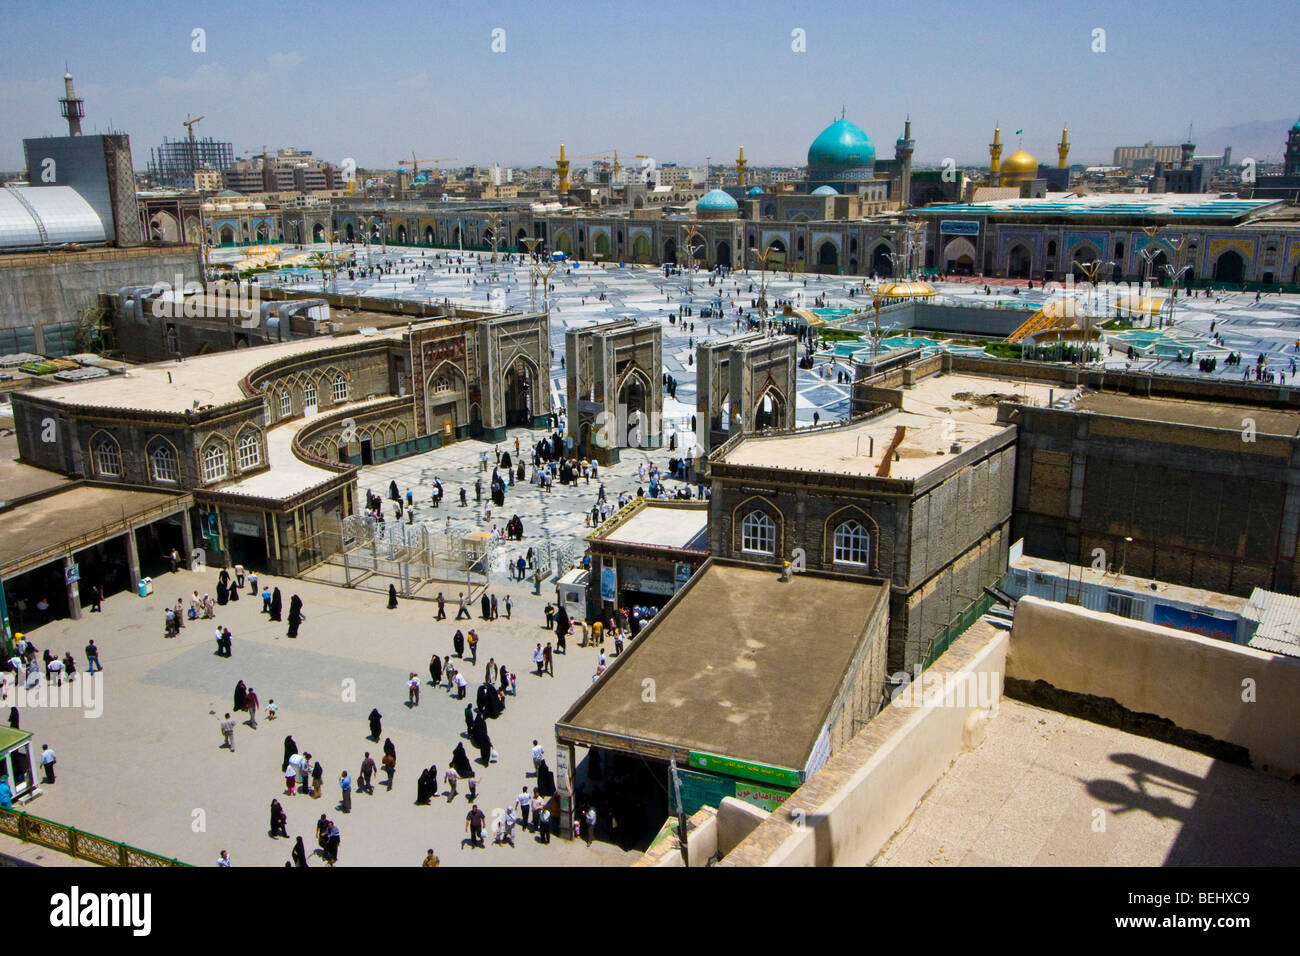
top-left (530, 740), bottom-right (545, 774)
top-left (216, 850), bottom-right (231, 867)
top-left (453, 672), bottom-right (467, 700)
top-left (515, 786), bottom-right (532, 831)
top-left (40, 744), bottom-right (56, 783)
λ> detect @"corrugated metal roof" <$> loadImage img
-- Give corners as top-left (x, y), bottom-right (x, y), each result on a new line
top-left (1243, 589), bottom-right (1300, 658)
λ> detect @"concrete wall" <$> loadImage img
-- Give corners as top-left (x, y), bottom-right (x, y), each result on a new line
top-left (1006, 597), bottom-right (1300, 777)
top-left (718, 621), bottom-right (1008, 867)
top-left (910, 303), bottom-right (1028, 337)
top-left (0, 246), bottom-right (200, 355)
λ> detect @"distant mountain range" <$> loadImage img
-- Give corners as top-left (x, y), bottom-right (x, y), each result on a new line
top-left (1180, 118), bottom-right (1296, 164)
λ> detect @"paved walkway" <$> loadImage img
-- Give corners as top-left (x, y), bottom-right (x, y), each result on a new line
top-left (11, 565), bottom-right (635, 867)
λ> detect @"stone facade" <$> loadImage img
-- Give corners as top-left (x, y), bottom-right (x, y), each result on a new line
top-left (708, 422), bottom-right (1017, 671)
top-left (696, 333), bottom-right (799, 454)
top-left (566, 319), bottom-right (663, 464)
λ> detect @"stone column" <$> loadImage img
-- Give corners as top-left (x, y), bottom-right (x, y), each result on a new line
top-left (124, 528), bottom-right (141, 592)
top-left (63, 554), bottom-right (83, 621)
top-left (181, 507), bottom-right (196, 568)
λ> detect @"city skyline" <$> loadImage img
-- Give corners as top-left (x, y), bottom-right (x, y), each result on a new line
top-left (2, 0), bottom-right (1298, 172)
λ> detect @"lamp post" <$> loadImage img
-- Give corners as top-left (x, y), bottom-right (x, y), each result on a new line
top-left (681, 225), bottom-right (704, 293)
top-left (485, 210), bottom-right (503, 264)
top-left (1162, 263), bottom-right (1193, 327)
top-left (748, 243), bottom-right (780, 319)
top-left (1070, 258), bottom-right (1115, 364)
top-left (358, 215), bottom-right (379, 270)
top-left (521, 237), bottom-right (543, 312)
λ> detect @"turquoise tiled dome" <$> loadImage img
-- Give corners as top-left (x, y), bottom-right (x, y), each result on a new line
top-left (807, 118), bottom-right (876, 169)
top-left (811, 185), bottom-right (839, 196)
top-left (697, 189), bottom-right (739, 212)
top-left (747, 186), bottom-right (764, 196)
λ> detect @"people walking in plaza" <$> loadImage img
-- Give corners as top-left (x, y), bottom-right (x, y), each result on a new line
top-left (292, 836), bottom-right (308, 867)
top-left (516, 786), bottom-right (532, 831)
top-left (504, 594), bottom-right (512, 619)
top-left (269, 588), bottom-right (283, 622)
top-left (452, 630), bottom-right (465, 658)
top-left (436, 592), bottom-right (446, 620)
top-left (543, 642), bottom-right (554, 676)
top-left (84, 639), bottom-right (101, 673)
top-left (456, 593), bottom-right (471, 620)
top-left (429, 653), bottom-right (442, 687)
top-left (466, 629), bottom-right (478, 664)
top-left (339, 770), bottom-right (352, 813)
top-left (40, 744), bottom-right (56, 783)
top-left (465, 804), bottom-right (486, 849)
top-left (454, 670), bottom-right (467, 699)
top-left (220, 714), bottom-right (236, 752)
top-left (368, 708), bottom-right (383, 741)
top-left (359, 752), bottom-right (376, 795)
top-left (311, 759), bottom-right (323, 799)
top-left (408, 672), bottom-right (420, 706)
top-left (245, 686), bottom-right (260, 728)
top-left (382, 738), bottom-right (397, 789)
top-left (388, 584), bottom-right (398, 609)
top-left (286, 595), bottom-right (303, 638)
top-left (533, 643), bottom-right (545, 674)
top-left (270, 799), bottom-right (289, 838)
top-left (283, 735), bottom-right (298, 773)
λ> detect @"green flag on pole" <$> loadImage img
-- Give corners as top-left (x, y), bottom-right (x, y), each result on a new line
top-left (1015, 129), bottom-right (1024, 135)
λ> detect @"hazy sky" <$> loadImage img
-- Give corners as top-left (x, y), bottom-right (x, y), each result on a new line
top-left (2, 0), bottom-right (1298, 171)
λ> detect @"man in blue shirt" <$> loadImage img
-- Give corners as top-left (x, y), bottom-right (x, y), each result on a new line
top-left (339, 771), bottom-right (352, 813)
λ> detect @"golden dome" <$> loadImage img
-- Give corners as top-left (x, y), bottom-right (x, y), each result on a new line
top-left (1000, 148), bottom-right (1039, 183)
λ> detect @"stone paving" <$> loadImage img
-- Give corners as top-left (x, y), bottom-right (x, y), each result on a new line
top-left (9, 563), bottom-right (636, 867)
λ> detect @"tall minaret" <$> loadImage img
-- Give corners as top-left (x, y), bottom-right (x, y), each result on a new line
top-left (735, 146), bottom-right (748, 187)
top-left (989, 123), bottom-right (1003, 186)
top-left (1180, 125), bottom-right (1196, 170)
top-left (59, 71), bottom-right (84, 136)
top-left (556, 143), bottom-right (570, 195)
top-left (1057, 126), bottom-right (1070, 168)
top-left (895, 117), bottom-right (915, 206)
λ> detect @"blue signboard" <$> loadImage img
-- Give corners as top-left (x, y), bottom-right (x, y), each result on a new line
top-left (1152, 604), bottom-right (1238, 643)
top-left (940, 220), bottom-right (980, 235)
top-left (600, 566), bottom-right (617, 603)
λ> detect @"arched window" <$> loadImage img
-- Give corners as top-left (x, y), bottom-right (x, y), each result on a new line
top-left (332, 373), bottom-right (348, 403)
top-left (278, 389), bottom-right (292, 418)
top-left (236, 431), bottom-right (261, 470)
top-left (303, 381), bottom-right (317, 408)
top-left (149, 441), bottom-right (178, 482)
top-left (434, 376), bottom-right (452, 394)
top-left (91, 435), bottom-right (121, 477)
top-left (833, 520), bottom-right (870, 566)
top-left (740, 511), bottom-right (776, 555)
top-left (202, 441), bottom-right (229, 483)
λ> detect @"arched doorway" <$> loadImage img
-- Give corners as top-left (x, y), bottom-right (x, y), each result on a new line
top-left (312, 223), bottom-right (324, 242)
top-left (594, 233), bottom-right (610, 259)
top-left (220, 225), bottom-right (236, 245)
top-left (632, 234), bottom-right (651, 262)
top-left (556, 231), bottom-right (573, 256)
top-left (516, 228), bottom-right (528, 249)
top-left (753, 386), bottom-right (786, 430)
top-left (871, 244), bottom-right (892, 276)
top-left (426, 362), bottom-right (468, 442)
top-left (1213, 250), bottom-right (1245, 283)
top-left (481, 227), bottom-right (493, 251)
top-left (345, 223), bottom-right (355, 242)
top-left (1007, 244), bottom-right (1031, 278)
top-left (1069, 244), bottom-right (1099, 281)
top-left (817, 241), bottom-right (839, 271)
top-left (425, 226), bottom-right (434, 245)
top-left (149, 212), bottom-right (179, 242)
top-left (944, 237), bottom-right (976, 274)
top-left (617, 369), bottom-right (651, 448)
top-left (452, 224), bottom-right (462, 246)
top-left (716, 240), bottom-right (732, 268)
top-left (396, 224), bottom-right (407, 243)
top-left (503, 356), bottom-right (538, 427)
top-left (256, 222), bottom-right (270, 242)
top-left (663, 238), bottom-right (677, 263)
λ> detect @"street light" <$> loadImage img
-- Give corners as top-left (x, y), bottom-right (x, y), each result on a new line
top-left (1070, 258), bottom-right (1116, 364)
top-left (748, 243), bottom-right (781, 319)
top-left (680, 225), bottom-right (704, 293)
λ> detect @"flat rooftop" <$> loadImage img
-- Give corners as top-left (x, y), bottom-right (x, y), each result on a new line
top-left (911, 193), bottom-right (1280, 223)
top-left (594, 501), bottom-right (708, 551)
top-left (25, 329), bottom-right (405, 413)
top-left (0, 430), bottom-right (74, 503)
top-left (719, 372), bottom-right (1056, 480)
top-left (0, 484), bottom-right (187, 576)
top-left (874, 697), bottom-right (1300, 866)
top-left (1010, 554), bottom-right (1250, 615)
top-left (561, 563), bottom-right (886, 771)
top-left (1074, 392), bottom-right (1300, 436)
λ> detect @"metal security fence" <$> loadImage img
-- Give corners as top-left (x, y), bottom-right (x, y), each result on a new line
top-left (0, 807), bottom-right (186, 867)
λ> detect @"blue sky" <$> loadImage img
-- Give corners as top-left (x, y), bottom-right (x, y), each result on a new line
top-left (1, 0), bottom-right (1297, 171)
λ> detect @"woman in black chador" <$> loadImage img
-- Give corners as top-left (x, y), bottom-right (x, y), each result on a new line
top-left (470, 713), bottom-right (492, 765)
top-left (269, 588), bottom-right (283, 622)
top-left (452, 630), bottom-right (465, 658)
top-left (480, 593), bottom-right (491, 620)
top-left (387, 584), bottom-right (398, 609)
top-left (286, 595), bottom-right (303, 638)
top-left (368, 708), bottom-right (382, 741)
top-left (233, 680), bottom-right (247, 713)
top-left (429, 654), bottom-right (442, 687)
top-left (389, 480), bottom-right (399, 501)
top-left (416, 767), bottom-right (431, 804)
top-left (450, 742), bottom-right (472, 780)
top-left (282, 735), bottom-right (298, 772)
top-left (292, 836), bottom-right (308, 867)
top-left (216, 577), bottom-right (228, 606)
top-left (228, 578), bottom-right (239, 602)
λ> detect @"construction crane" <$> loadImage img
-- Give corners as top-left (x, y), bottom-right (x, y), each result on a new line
top-left (398, 154), bottom-right (457, 177)
top-left (183, 114), bottom-right (204, 174)
top-left (571, 150), bottom-right (622, 180)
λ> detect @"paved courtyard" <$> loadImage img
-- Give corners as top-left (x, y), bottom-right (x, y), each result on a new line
top-left (8, 560), bottom-right (636, 867)
top-left (218, 245), bottom-right (1300, 424)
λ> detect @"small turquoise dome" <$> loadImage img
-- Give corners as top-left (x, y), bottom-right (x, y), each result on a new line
top-left (747, 186), bottom-right (764, 196)
top-left (697, 189), bottom-right (739, 212)
top-left (811, 185), bottom-right (839, 196)
top-left (807, 118), bottom-right (876, 170)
